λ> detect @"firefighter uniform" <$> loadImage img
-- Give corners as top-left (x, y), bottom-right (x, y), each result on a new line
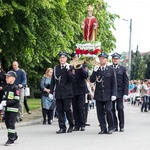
top-left (111, 52), bottom-right (129, 132)
top-left (50, 52), bottom-right (75, 134)
top-left (90, 52), bottom-right (117, 134)
top-left (72, 64), bottom-right (89, 131)
top-left (1, 71), bottom-right (20, 145)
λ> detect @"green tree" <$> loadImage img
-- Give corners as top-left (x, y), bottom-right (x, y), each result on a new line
top-left (131, 46), bottom-right (143, 80)
top-left (143, 53), bottom-right (150, 79)
top-left (66, 0), bottom-right (119, 53)
top-left (0, 0), bottom-right (119, 97)
top-left (130, 46), bottom-right (150, 80)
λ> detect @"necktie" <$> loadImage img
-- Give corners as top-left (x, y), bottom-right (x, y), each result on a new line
top-left (61, 65), bottom-right (65, 69)
top-left (113, 65), bottom-right (117, 70)
top-left (102, 67), bottom-right (105, 71)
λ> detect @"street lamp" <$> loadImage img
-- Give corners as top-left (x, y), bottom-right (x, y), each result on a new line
top-left (123, 18), bottom-right (132, 80)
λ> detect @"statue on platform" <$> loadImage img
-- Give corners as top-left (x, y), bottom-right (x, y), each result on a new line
top-left (81, 5), bottom-right (98, 41)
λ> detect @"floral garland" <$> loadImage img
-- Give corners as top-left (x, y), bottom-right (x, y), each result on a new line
top-left (75, 42), bottom-right (101, 55)
top-left (76, 48), bottom-right (101, 55)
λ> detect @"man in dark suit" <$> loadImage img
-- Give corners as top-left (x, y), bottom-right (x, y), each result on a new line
top-left (50, 52), bottom-right (75, 134)
top-left (90, 52), bottom-right (117, 134)
top-left (71, 52), bottom-right (89, 131)
top-left (111, 52), bottom-right (129, 132)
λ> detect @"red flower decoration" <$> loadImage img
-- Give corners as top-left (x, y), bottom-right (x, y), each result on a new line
top-left (83, 50), bottom-right (89, 54)
top-left (76, 49), bottom-right (82, 54)
top-left (76, 48), bottom-right (101, 55)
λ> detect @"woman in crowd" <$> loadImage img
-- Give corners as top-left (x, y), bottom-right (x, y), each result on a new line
top-left (40, 68), bottom-right (55, 125)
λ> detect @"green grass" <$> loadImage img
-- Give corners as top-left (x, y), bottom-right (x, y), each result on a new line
top-left (25, 98), bottom-right (41, 111)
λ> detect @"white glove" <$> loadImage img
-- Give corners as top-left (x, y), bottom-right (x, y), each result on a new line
top-left (49, 94), bottom-right (53, 99)
top-left (1, 100), bottom-right (6, 107)
top-left (123, 95), bottom-right (128, 100)
top-left (111, 96), bottom-right (117, 101)
top-left (66, 63), bottom-right (70, 71)
top-left (93, 66), bottom-right (99, 72)
top-left (0, 104), bottom-right (3, 110)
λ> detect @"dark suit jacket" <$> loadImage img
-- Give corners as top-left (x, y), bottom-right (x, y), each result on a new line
top-left (72, 64), bottom-right (89, 96)
top-left (90, 65), bottom-right (117, 101)
top-left (111, 65), bottom-right (129, 98)
top-left (50, 64), bottom-right (75, 99)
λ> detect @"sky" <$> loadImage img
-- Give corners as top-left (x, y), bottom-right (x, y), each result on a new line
top-left (105, 0), bottom-right (150, 53)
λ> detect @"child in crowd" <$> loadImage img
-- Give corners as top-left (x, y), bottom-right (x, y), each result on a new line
top-left (0, 71), bottom-right (20, 146)
top-left (132, 87), bottom-right (141, 106)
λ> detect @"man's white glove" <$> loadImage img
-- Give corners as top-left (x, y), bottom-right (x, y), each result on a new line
top-left (93, 66), bottom-right (99, 72)
top-left (66, 63), bottom-right (70, 71)
top-left (111, 96), bottom-right (117, 101)
top-left (1, 100), bottom-right (6, 107)
top-left (123, 95), bottom-right (128, 100)
top-left (49, 94), bottom-right (53, 99)
top-left (0, 104), bottom-right (3, 110)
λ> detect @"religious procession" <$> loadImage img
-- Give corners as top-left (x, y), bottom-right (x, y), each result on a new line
top-left (0, 1), bottom-right (150, 148)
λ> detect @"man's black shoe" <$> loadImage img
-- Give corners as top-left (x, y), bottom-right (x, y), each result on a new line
top-left (114, 128), bottom-right (118, 131)
top-left (107, 128), bottom-right (116, 134)
top-left (43, 121), bottom-right (46, 125)
top-left (5, 140), bottom-right (14, 146)
top-left (81, 127), bottom-right (85, 131)
top-left (120, 128), bottom-right (124, 132)
top-left (56, 129), bottom-right (66, 134)
top-left (73, 126), bottom-right (80, 131)
top-left (67, 126), bottom-right (73, 133)
top-left (98, 130), bottom-right (107, 134)
top-left (48, 120), bottom-right (52, 125)
top-left (107, 130), bottom-right (113, 134)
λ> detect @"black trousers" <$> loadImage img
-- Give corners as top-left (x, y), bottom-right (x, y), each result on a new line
top-left (112, 98), bottom-right (124, 129)
top-left (85, 103), bottom-right (89, 123)
top-left (42, 108), bottom-right (54, 123)
top-left (24, 96), bottom-right (30, 113)
top-left (72, 94), bottom-right (86, 127)
top-left (96, 100), bottom-right (114, 131)
top-left (56, 98), bottom-right (74, 130)
top-left (5, 112), bottom-right (18, 142)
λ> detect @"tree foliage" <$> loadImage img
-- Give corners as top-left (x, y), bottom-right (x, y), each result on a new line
top-left (0, 0), bottom-right (119, 96)
top-left (130, 46), bottom-right (150, 80)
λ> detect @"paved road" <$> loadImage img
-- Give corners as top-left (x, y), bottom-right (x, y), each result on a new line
top-left (0, 102), bottom-right (150, 150)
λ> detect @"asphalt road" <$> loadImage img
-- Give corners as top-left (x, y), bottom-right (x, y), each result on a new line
top-left (1, 102), bottom-right (150, 150)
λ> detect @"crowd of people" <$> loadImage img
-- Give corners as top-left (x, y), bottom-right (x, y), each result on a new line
top-left (1, 51), bottom-right (150, 146)
top-left (38, 51), bottom-right (129, 135)
top-left (128, 79), bottom-right (150, 112)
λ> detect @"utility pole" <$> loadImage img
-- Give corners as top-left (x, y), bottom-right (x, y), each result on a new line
top-left (128, 19), bottom-right (132, 80)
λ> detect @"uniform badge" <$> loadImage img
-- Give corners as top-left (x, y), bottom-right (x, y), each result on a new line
top-left (8, 92), bottom-right (14, 99)
top-left (96, 75), bottom-right (102, 83)
top-left (16, 90), bottom-right (20, 96)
